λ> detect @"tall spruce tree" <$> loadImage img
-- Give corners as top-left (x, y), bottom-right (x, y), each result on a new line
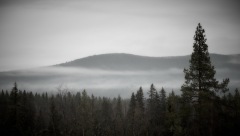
top-left (114, 95), bottom-right (124, 136)
top-left (159, 87), bottom-right (167, 134)
top-left (147, 84), bottom-right (161, 135)
top-left (181, 23), bottom-right (229, 136)
top-left (136, 87), bottom-right (145, 114)
top-left (7, 82), bottom-right (20, 135)
top-left (181, 23), bottom-right (229, 102)
top-left (160, 87), bottom-right (166, 111)
top-left (127, 93), bottom-right (136, 136)
top-left (135, 87), bottom-right (146, 136)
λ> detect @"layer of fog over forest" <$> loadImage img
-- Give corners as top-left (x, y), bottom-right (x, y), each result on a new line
top-left (0, 53), bottom-right (239, 98)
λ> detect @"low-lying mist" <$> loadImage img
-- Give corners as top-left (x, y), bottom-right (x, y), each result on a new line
top-left (0, 65), bottom-right (238, 98)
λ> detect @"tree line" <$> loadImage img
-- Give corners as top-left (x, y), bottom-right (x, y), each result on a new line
top-left (0, 23), bottom-right (240, 136)
top-left (0, 83), bottom-right (239, 136)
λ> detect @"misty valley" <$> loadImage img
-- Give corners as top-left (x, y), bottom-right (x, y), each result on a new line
top-left (0, 24), bottom-right (240, 136)
top-left (1, 0), bottom-right (240, 134)
top-left (0, 53), bottom-right (239, 97)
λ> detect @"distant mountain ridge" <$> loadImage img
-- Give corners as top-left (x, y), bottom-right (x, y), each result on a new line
top-left (56, 53), bottom-right (188, 70)
top-left (55, 53), bottom-right (240, 71)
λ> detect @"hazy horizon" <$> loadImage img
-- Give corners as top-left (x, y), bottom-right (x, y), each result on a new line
top-left (0, 53), bottom-right (239, 98)
top-left (0, 52), bottom-right (239, 72)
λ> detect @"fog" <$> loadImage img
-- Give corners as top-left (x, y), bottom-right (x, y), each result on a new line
top-left (0, 66), bottom-right (184, 97)
top-left (0, 53), bottom-right (239, 98)
top-left (1, 65), bottom-right (238, 98)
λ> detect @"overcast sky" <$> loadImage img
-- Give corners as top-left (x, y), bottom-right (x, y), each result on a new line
top-left (0, 0), bottom-right (240, 71)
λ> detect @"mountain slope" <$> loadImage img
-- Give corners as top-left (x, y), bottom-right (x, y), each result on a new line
top-left (56, 53), bottom-right (240, 71)
top-left (57, 53), bottom-right (189, 70)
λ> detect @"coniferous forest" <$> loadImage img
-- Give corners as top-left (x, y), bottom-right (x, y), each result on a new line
top-left (0, 24), bottom-right (240, 136)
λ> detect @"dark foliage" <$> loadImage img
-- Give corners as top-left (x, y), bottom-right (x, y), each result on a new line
top-left (0, 84), bottom-right (239, 136)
